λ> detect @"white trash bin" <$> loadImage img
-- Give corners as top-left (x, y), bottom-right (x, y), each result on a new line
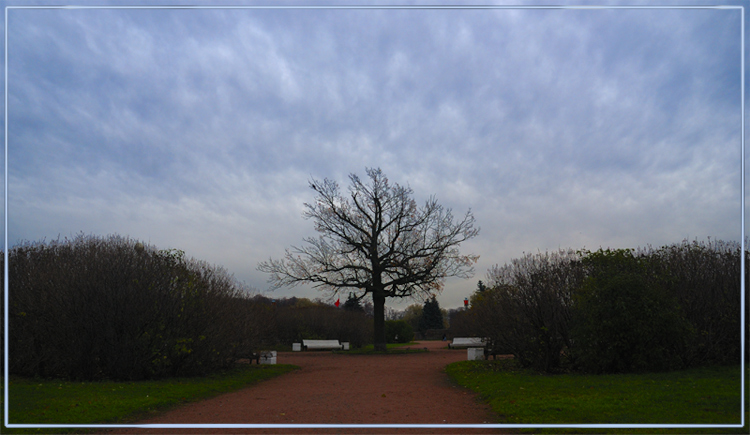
top-left (467, 347), bottom-right (484, 361)
top-left (342, 342), bottom-right (350, 351)
top-left (292, 343), bottom-right (301, 352)
top-left (260, 350), bottom-right (277, 364)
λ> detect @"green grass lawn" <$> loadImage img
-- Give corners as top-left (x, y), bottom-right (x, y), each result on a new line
top-left (1, 363), bottom-right (298, 434)
top-left (340, 342), bottom-right (429, 354)
top-left (446, 359), bottom-right (748, 433)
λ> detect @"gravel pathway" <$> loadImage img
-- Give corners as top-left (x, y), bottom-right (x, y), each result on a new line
top-left (111, 341), bottom-right (511, 434)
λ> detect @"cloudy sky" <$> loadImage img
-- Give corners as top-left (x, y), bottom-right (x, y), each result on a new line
top-left (4, 1), bottom-right (744, 309)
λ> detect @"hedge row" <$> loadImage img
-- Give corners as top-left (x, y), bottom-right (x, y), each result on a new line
top-left (5, 234), bottom-right (261, 380)
top-left (248, 296), bottom-right (373, 349)
top-left (454, 239), bottom-right (746, 374)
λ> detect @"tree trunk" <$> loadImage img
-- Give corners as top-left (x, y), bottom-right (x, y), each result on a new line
top-left (373, 291), bottom-right (387, 352)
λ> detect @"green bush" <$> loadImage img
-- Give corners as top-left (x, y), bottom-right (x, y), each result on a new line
top-left (385, 320), bottom-right (414, 343)
top-left (570, 249), bottom-right (691, 373)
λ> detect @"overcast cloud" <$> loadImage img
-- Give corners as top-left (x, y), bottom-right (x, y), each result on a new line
top-left (4, 1), bottom-right (744, 309)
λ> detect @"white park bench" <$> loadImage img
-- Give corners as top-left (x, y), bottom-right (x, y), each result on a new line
top-left (448, 337), bottom-right (486, 349)
top-left (302, 339), bottom-right (345, 351)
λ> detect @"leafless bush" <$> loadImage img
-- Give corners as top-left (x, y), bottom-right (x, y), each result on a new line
top-left (471, 239), bottom-right (745, 373)
top-left (271, 300), bottom-right (372, 348)
top-left (645, 239), bottom-right (744, 366)
top-left (446, 308), bottom-right (474, 339)
top-left (7, 234), bottom-right (262, 380)
top-left (480, 249), bottom-right (585, 371)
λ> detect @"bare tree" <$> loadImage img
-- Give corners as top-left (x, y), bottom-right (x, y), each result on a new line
top-left (258, 168), bottom-right (479, 351)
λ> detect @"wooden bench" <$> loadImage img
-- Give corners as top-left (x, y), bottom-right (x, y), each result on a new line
top-left (302, 339), bottom-right (344, 351)
top-left (448, 337), bottom-right (486, 349)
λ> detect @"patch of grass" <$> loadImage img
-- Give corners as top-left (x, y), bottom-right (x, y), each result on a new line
top-left (446, 359), bottom-right (748, 434)
top-left (2, 364), bottom-right (298, 434)
top-left (260, 343), bottom-right (299, 353)
top-left (341, 342), bottom-right (428, 355)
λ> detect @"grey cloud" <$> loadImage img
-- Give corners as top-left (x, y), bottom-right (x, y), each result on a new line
top-left (6, 5), bottom-right (742, 308)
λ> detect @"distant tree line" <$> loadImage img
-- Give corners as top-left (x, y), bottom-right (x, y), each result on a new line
top-left (381, 295), bottom-right (452, 341)
top-left (244, 294), bottom-right (372, 349)
top-left (450, 239), bottom-right (747, 374)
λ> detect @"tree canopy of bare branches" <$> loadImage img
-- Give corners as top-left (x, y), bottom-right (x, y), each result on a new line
top-left (258, 168), bottom-right (479, 350)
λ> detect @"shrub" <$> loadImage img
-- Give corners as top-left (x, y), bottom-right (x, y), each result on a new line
top-left (446, 308), bottom-right (472, 338)
top-left (646, 239), bottom-right (743, 366)
top-left (467, 240), bottom-right (744, 374)
top-left (385, 320), bottom-right (414, 343)
top-left (7, 234), bottom-right (260, 380)
top-left (268, 298), bottom-right (372, 348)
top-left (481, 249), bottom-right (585, 372)
top-left (569, 249), bottom-right (691, 373)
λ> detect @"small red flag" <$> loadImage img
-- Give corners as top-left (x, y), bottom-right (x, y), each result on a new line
top-left (335, 298), bottom-right (340, 307)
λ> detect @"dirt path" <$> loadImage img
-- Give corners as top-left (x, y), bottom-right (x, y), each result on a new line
top-left (111, 341), bottom-right (511, 434)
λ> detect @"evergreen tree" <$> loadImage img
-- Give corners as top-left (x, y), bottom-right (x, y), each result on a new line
top-left (419, 296), bottom-right (444, 331)
top-left (343, 292), bottom-right (365, 312)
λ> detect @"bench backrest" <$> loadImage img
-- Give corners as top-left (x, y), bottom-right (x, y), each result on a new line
top-left (303, 339), bottom-right (341, 345)
top-left (302, 339), bottom-right (343, 349)
top-left (451, 337), bottom-right (486, 347)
